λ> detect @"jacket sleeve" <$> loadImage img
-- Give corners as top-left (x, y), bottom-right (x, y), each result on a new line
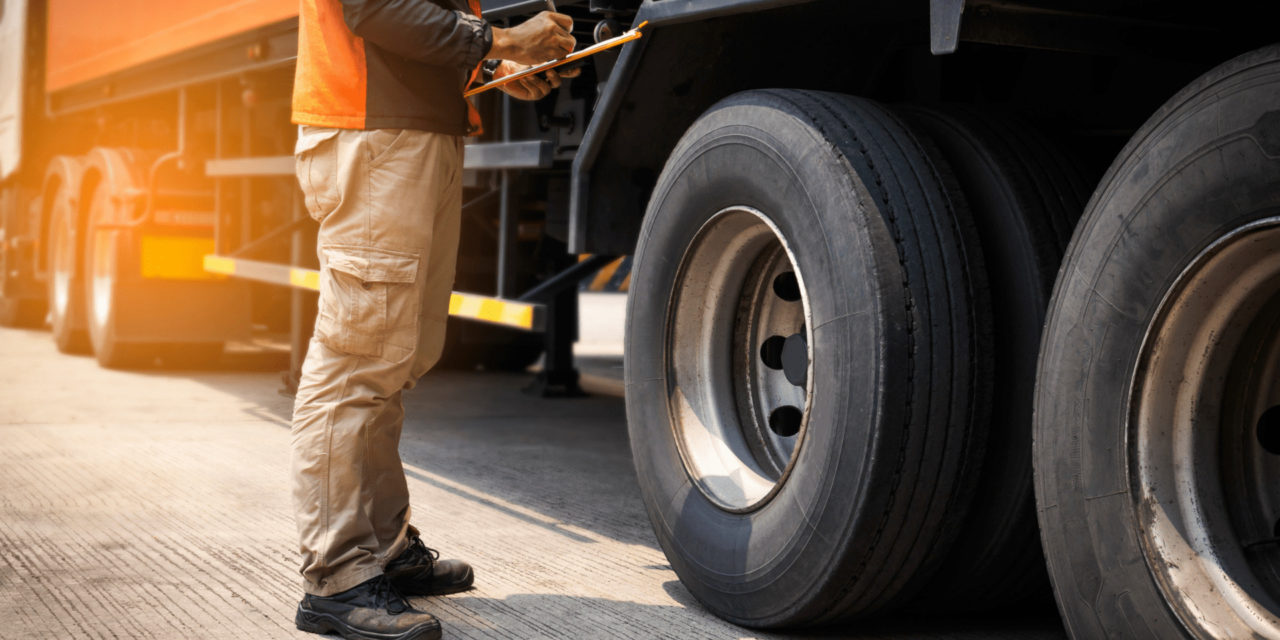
top-left (339, 0), bottom-right (492, 70)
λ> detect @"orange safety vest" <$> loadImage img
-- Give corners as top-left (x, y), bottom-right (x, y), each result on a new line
top-left (293, 0), bottom-right (488, 135)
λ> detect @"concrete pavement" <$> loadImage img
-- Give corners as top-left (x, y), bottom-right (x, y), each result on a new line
top-left (0, 321), bottom-right (1064, 639)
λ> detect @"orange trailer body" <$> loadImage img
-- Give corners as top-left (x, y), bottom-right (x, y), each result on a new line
top-left (45, 0), bottom-right (298, 92)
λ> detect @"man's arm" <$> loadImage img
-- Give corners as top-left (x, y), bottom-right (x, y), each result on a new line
top-left (340, 0), bottom-right (491, 69)
top-left (339, 0), bottom-right (574, 70)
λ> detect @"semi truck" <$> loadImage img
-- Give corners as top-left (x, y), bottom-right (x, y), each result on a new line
top-left (3, 0), bottom-right (1279, 637)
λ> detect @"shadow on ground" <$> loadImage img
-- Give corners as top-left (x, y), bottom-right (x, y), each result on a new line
top-left (419, 587), bottom-right (1063, 640)
top-left (72, 338), bottom-right (1064, 639)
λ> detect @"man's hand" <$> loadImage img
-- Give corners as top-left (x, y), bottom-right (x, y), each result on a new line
top-left (489, 12), bottom-right (575, 66)
top-left (495, 61), bottom-right (582, 101)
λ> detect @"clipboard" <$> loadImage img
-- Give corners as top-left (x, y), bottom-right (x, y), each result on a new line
top-left (465, 21), bottom-right (648, 98)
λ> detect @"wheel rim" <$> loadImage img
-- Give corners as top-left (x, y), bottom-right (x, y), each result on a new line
top-left (90, 231), bottom-right (114, 331)
top-left (1132, 217), bottom-right (1280, 635)
top-left (87, 185), bottom-right (114, 334)
top-left (52, 209), bottom-right (74, 319)
top-left (665, 206), bottom-right (812, 512)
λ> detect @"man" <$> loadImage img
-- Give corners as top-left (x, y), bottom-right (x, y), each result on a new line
top-left (288, 2), bottom-right (577, 639)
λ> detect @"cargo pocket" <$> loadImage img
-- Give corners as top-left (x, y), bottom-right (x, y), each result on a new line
top-left (315, 245), bottom-right (421, 360)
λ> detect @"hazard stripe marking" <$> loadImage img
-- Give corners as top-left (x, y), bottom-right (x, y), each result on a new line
top-left (203, 255), bottom-right (236, 276)
top-left (289, 269), bottom-right (320, 291)
top-left (205, 255), bottom-right (542, 331)
top-left (581, 255), bottom-right (632, 293)
top-left (449, 293), bottom-right (536, 330)
top-left (589, 258), bottom-right (622, 291)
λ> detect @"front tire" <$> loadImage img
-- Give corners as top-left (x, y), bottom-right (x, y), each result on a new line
top-left (1035, 44), bottom-right (1280, 638)
top-left (625, 90), bottom-right (991, 627)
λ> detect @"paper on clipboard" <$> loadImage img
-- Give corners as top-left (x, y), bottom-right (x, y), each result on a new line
top-left (464, 21), bottom-right (648, 98)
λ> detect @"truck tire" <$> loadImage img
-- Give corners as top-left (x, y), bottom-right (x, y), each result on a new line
top-left (902, 107), bottom-right (1088, 610)
top-left (625, 89), bottom-right (991, 627)
top-left (1035, 44), bottom-right (1280, 638)
top-left (45, 157), bottom-right (91, 351)
top-left (81, 150), bottom-right (161, 368)
top-left (83, 173), bottom-right (144, 367)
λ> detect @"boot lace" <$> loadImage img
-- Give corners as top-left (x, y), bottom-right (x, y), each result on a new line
top-left (372, 575), bottom-right (410, 615)
top-left (404, 536), bottom-right (440, 572)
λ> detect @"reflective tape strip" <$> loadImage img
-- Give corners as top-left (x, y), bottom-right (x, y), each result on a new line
top-left (203, 255), bottom-right (237, 276)
top-left (449, 293), bottom-right (537, 330)
top-left (589, 257), bottom-right (622, 291)
top-left (289, 269), bottom-right (320, 291)
top-left (582, 255), bottom-right (632, 292)
top-left (204, 255), bottom-right (542, 331)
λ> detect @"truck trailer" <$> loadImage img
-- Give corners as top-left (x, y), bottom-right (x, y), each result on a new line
top-left (4, 0), bottom-right (1280, 637)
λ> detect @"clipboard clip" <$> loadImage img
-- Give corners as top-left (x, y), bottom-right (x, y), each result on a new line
top-left (465, 21), bottom-right (649, 98)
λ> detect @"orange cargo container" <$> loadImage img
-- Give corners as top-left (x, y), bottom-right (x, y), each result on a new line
top-left (13, 0), bottom-right (562, 375)
top-left (45, 0), bottom-right (297, 91)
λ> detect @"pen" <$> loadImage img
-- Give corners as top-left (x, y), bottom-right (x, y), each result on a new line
top-left (544, 0), bottom-right (556, 12)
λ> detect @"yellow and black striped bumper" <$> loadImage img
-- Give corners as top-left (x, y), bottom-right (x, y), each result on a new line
top-left (204, 255), bottom-right (544, 332)
top-left (581, 255), bottom-right (632, 293)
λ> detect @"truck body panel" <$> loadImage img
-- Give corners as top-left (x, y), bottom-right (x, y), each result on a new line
top-left (45, 0), bottom-right (297, 92)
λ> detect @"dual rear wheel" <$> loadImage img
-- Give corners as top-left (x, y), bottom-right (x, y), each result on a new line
top-left (44, 149), bottom-right (227, 369)
top-left (625, 89), bottom-right (1083, 625)
top-left (628, 45), bottom-right (1280, 636)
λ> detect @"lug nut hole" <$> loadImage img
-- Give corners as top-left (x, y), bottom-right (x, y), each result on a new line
top-left (769, 405), bottom-right (803, 437)
top-left (1256, 405), bottom-right (1280, 455)
top-left (772, 272), bottom-right (802, 302)
top-left (760, 336), bottom-right (786, 370)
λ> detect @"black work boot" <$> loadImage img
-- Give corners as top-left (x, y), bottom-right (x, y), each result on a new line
top-left (386, 535), bottom-right (475, 596)
top-left (295, 575), bottom-right (441, 640)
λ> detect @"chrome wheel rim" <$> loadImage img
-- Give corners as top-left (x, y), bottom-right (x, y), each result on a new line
top-left (1132, 218), bottom-right (1280, 636)
top-left (87, 185), bottom-right (114, 333)
top-left (665, 206), bottom-right (813, 512)
top-left (52, 210), bottom-right (73, 318)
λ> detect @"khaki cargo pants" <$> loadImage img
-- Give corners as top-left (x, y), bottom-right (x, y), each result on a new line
top-left (290, 125), bottom-right (462, 596)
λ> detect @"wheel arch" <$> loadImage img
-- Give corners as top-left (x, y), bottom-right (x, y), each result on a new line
top-left (568, 0), bottom-right (918, 256)
top-left (77, 146), bottom-right (142, 239)
top-left (566, 0), bottom-right (1276, 257)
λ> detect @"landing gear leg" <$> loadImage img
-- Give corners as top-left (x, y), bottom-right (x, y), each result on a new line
top-left (524, 284), bottom-right (584, 398)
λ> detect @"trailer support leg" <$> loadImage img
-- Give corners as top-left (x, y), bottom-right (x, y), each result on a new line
top-left (524, 284), bottom-right (585, 398)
